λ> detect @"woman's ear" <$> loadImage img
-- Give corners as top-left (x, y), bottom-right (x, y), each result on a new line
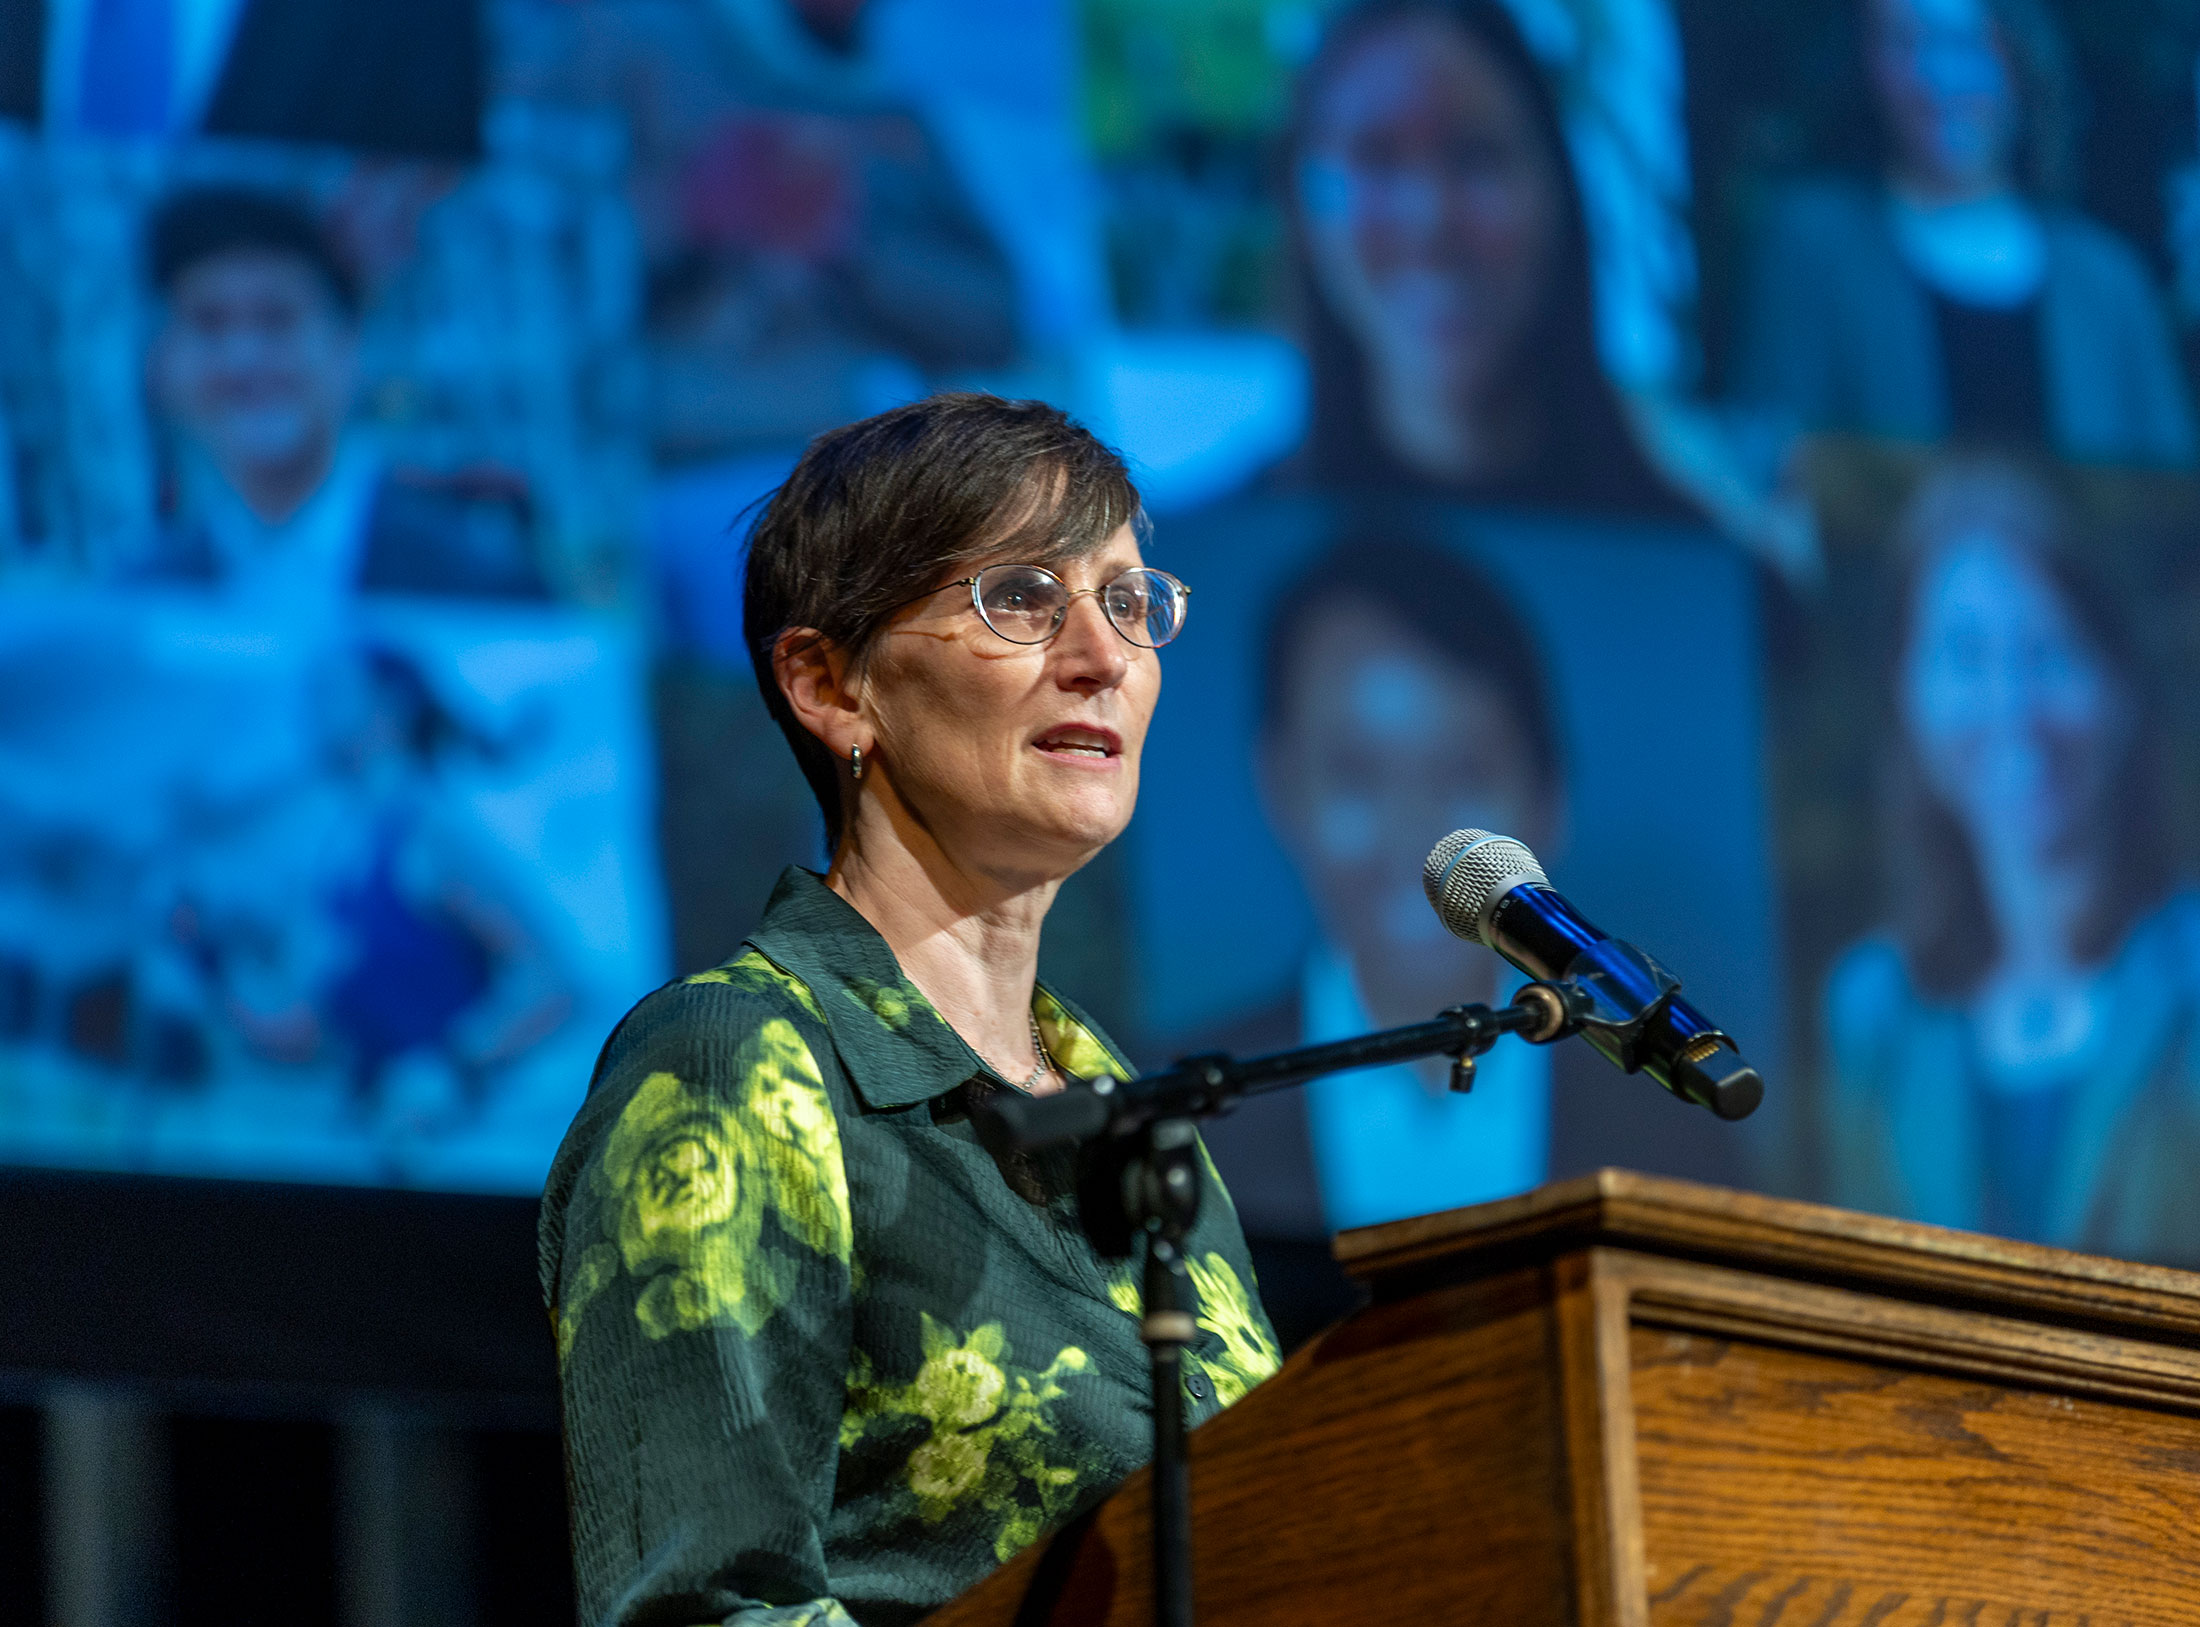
top-left (773, 628), bottom-right (864, 759)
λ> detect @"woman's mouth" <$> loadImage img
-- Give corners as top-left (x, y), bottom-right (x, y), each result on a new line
top-left (1032, 724), bottom-right (1122, 764)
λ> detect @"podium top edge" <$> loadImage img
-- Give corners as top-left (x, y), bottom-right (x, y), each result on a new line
top-left (1333, 1170), bottom-right (2200, 1338)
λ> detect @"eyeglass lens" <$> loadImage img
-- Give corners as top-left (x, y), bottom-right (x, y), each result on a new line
top-left (972, 565), bottom-right (1187, 648)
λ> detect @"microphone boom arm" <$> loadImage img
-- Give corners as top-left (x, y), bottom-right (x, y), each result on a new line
top-left (977, 958), bottom-right (1762, 1627)
top-left (982, 956), bottom-right (1763, 1159)
top-left (980, 981), bottom-right (1584, 1156)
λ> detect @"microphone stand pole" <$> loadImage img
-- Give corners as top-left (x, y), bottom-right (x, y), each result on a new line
top-left (981, 984), bottom-right (1586, 1627)
top-left (1132, 1119), bottom-right (1202, 1627)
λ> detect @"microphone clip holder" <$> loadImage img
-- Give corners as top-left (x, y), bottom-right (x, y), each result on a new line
top-left (1532, 937), bottom-right (1762, 1121)
top-left (1544, 937), bottom-right (1683, 1071)
top-left (1444, 981), bottom-right (1572, 1093)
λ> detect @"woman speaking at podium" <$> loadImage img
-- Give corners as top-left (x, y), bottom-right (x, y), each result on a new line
top-left (540, 394), bottom-right (1281, 1626)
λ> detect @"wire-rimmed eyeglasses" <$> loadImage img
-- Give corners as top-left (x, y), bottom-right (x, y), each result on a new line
top-left (896, 563), bottom-right (1191, 649)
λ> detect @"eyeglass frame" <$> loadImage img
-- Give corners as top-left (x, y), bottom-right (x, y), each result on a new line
top-left (886, 562), bottom-right (1192, 649)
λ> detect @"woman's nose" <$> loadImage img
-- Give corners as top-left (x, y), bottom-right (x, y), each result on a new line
top-left (1051, 594), bottom-right (1129, 688)
top-left (1389, 168), bottom-right (1448, 238)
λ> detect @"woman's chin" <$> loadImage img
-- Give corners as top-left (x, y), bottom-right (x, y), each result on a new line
top-left (1022, 787), bottom-right (1134, 863)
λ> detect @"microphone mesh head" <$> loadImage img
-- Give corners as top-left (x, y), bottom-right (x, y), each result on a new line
top-left (1422, 829), bottom-right (1548, 945)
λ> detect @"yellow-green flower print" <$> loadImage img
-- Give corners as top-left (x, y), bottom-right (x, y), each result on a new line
top-left (604, 1071), bottom-right (743, 1276)
top-left (1184, 1253), bottom-right (1280, 1406)
top-left (747, 1603), bottom-right (858, 1627)
top-left (1103, 1255), bottom-right (1276, 1407)
top-left (913, 1322), bottom-right (1010, 1427)
top-left (555, 1242), bottom-right (620, 1363)
top-left (591, 1019), bottom-right (851, 1344)
top-left (1033, 989), bottom-right (1126, 1082)
top-left (842, 1315), bottom-right (1100, 1562)
top-left (844, 977), bottom-right (920, 1031)
top-left (747, 1024), bottom-right (853, 1261)
top-left (684, 948), bottom-right (825, 1022)
top-left (908, 1430), bottom-right (989, 1504)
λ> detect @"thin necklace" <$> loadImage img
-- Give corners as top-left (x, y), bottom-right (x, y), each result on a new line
top-left (1007, 1013), bottom-right (1054, 1094)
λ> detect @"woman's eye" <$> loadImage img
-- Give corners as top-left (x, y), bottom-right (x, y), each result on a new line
top-left (1346, 131), bottom-right (1411, 175)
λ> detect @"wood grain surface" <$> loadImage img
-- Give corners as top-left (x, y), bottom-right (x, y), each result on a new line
top-left (927, 1265), bottom-right (1581, 1627)
top-left (1632, 1326), bottom-right (2200, 1627)
top-left (1338, 1171), bottom-right (2200, 1342)
top-left (928, 1174), bottom-right (2200, 1627)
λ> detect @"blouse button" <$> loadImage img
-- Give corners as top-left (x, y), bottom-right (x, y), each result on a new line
top-left (1184, 1372), bottom-right (1209, 1401)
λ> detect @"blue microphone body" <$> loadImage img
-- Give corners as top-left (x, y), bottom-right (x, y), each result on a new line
top-left (1426, 832), bottom-right (1763, 1121)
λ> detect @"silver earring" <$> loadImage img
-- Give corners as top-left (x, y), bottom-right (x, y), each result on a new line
top-left (849, 744), bottom-right (865, 781)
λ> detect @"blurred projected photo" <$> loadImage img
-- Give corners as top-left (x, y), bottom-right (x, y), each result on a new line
top-left (0, 126), bottom-right (637, 595)
top-left (1146, 496), bottom-right (1772, 1269)
top-left (500, 0), bottom-right (1019, 464)
top-left (0, 596), bottom-right (662, 1190)
top-left (1714, 0), bottom-right (2195, 468)
top-left (0, 0), bottom-right (481, 156)
top-left (1196, 535), bottom-right (1566, 1237)
top-left (0, 115), bottom-right (655, 1189)
top-left (1820, 453), bottom-right (2200, 1262)
top-left (1284, 0), bottom-right (1695, 515)
top-left (137, 186), bottom-right (545, 608)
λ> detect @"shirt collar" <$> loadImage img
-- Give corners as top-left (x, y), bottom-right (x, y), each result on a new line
top-left (743, 867), bottom-right (1133, 1110)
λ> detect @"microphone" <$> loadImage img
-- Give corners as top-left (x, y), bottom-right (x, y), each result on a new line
top-left (1422, 830), bottom-right (1763, 1121)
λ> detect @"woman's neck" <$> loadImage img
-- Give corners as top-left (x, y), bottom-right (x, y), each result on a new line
top-left (217, 432), bottom-right (343, 527)
top-left (828, 815), bottom-right (1064, 1094)
top-left (1973, 831), bottom-right (2095, 986)
top-left (1368, 361), bottom-right (1534, 488)
top-left (1888, 161), bottom-right (2015, 211)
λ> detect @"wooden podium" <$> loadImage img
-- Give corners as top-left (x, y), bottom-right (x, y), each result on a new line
top-left (930, 1170), bottom-right (2200, 1627)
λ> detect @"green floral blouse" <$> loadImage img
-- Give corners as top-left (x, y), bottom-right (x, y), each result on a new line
top-left (541, 867), bottom-right (1282, 1627)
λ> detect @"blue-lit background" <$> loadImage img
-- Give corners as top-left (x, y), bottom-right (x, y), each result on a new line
top-left (4, 0), bottom-right (2200, 1267)
top-left (14, 1), bottom-right (2200, 1620)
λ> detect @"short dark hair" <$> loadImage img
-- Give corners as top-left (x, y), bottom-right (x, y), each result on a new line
top-left (1259, 522), bottom-right (1563, 791)
top-left (148, 187), bottom-right (361, 316)
top-left (743, 394), bottom-right (1143, 849)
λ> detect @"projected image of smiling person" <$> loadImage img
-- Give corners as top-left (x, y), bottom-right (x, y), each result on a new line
top-left (150, 190), bottom-right (362, 534)
top-left (1824, 456), bottom-right (2200, 1260)
top-left (140, 187), bottom-right (544, 607)
top-left (1287, 0), bottom-right (1689, 514)
top-left (1246, 535), bottom-right (1565, 1233)
top-left (1733, 0), bottom-right (2193, 464)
